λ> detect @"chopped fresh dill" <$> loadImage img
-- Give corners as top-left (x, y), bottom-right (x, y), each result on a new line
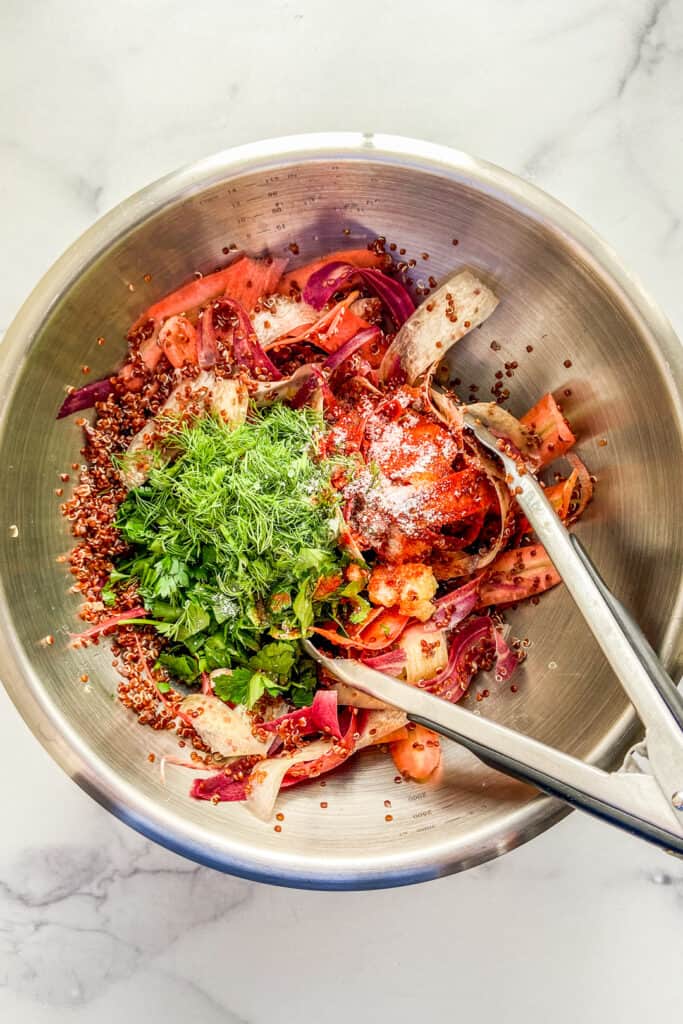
top-left (109, 404), bottom-right (355, 705)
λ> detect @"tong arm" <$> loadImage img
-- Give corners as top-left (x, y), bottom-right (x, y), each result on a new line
top-left (463, 413), bottom-right (683, 828)
top-left (303, 642), bottom-right (683, 854)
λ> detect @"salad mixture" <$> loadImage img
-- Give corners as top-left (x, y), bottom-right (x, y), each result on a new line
top-left (58, 244), bottom-right (592, 820)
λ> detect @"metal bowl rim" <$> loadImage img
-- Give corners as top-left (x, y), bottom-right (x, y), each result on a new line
top-left (1, 131), bottom-right (680, 888)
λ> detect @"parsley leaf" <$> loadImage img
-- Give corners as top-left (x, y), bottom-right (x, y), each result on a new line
top-left (288, 659), bottom-right (317, 707)
top-left (342, 579), bottom-right (371, 625)
top-left (212, 667), bottom-right (285, 708)
top-left (248, 671), bottom-right (279, 706)
top-left (174, 600), bottom-right (210, 641)
top-left (293, 583), bottom-right (314, 633)
top-left (109, 404), bottom-right (357, 705)
top-left (213, 668), bottom-right (253, 705)
top-left (211, 647), bottom-right (318, 709)
top-left (248, 641), bottom-right (297, 677)
top-left (157, 652), bottom-right (199, 682)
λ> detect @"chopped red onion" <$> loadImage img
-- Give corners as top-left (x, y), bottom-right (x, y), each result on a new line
top-left (426, 615), bottom-right (494, 702)
top-left (56, 377), bottom-right (114, 419)
top-left (303, 261), bottom-right (414, 327)
top-left (289, 365), bottom-right (327, 409)
top-left (202, 298), bottom-right (282, 379)
top-left (190, 774), bottom-right (248, 802)
top-left (432, 577), bottom-right (481, 629)
top-left (361, 648), bottom-right (407, 677)
top-left (260, 688), bottom-right (342, 739)
top-left (322, 327), bottom-right (380, 374)
top-left (425, 614), bottom-right (518, 701)
top-left (494, 627), bottom-right (519, 681)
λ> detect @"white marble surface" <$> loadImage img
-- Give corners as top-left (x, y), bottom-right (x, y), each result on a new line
top-left (1, 1), bottom-right (682, 1020)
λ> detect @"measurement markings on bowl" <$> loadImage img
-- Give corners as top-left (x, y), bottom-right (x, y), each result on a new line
top-left (399, 815), bottom-right (436, 839)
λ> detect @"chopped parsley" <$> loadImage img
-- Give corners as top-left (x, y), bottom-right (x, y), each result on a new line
top-left (212, 641), bottom-right (317, 708)
top-left (108, 404), bottom-right (353, 706)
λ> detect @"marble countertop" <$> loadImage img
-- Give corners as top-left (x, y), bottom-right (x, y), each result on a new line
top-left (1, 1), bottom-right (682, 1020)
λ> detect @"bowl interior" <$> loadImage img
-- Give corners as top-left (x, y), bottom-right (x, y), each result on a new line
top-left (1, 142), bottom-right (682, 886)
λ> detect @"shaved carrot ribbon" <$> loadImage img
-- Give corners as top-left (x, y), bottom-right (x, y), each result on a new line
top-left (277, 249), bottom-right (388, 295)
top-left (313, 608), bottom-right (410, 651)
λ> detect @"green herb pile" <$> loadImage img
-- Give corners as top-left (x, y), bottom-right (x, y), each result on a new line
top-left (106, 404), bottom-right (360, 707)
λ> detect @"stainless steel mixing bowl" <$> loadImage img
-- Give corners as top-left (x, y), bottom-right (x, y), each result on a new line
top-left (1, 133), bottom-right (682, 889)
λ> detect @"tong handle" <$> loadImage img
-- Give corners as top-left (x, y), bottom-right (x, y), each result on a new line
top-left (303, 646), bottom-right (683, 855)
top-left (464, 413), bottom-right (683, 824)
top-left (406, 708), bottom-right (683, 854)
top-left (570, 534), bottom-right (683, 729)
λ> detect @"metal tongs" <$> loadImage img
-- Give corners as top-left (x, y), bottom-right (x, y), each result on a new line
top-left (303, 413), bottom-right (683, 854)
